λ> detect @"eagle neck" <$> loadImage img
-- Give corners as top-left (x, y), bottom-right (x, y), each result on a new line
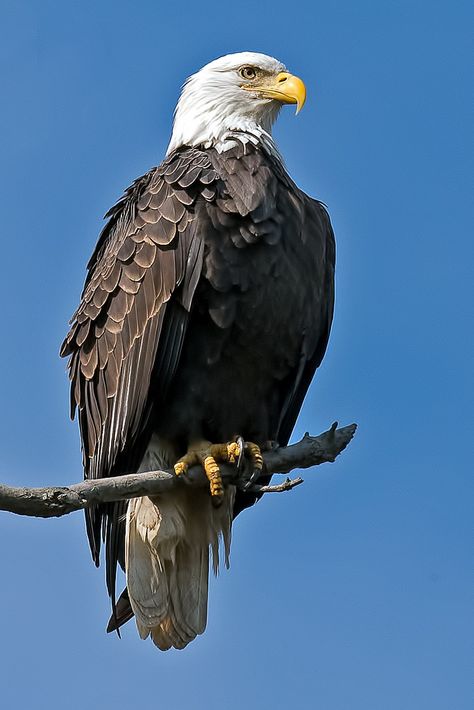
top-left (212, 128), bottom-right (284, 162)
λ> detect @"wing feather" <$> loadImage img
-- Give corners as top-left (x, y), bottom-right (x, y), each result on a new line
top-left (61, 149), bottom-right (217, 605)
top-left (277, 200), bottom-right (335, 445)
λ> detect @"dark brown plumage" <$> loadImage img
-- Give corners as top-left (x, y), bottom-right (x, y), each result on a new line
top-left (62, 138), bottom-right (335, 635)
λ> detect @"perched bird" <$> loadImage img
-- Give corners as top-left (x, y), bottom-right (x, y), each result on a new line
top-left (61, 52), bottom-right (335, 650)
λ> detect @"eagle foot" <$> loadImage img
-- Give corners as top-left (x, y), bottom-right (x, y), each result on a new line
top-left (174, 440), bottom-right (241, 507)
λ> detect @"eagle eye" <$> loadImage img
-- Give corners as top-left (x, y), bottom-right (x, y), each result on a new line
top-left (239, 66), bottom-right (257, 81)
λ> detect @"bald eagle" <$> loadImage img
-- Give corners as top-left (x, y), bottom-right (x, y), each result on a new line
top-left (61, 52), bottom-right (335, 650)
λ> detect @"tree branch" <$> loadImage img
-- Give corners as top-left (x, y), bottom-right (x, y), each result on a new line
top-left (0, 422), bottom-right (356, 519)
top-left (250, 477), bottom-right (304, 493)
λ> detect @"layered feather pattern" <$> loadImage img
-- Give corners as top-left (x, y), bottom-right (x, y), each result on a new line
top-left (61, 149), bottom-right (217, 601)
top-left (62, 134), bottom-right (335, 649)
top-left (126, 486), bottom-right (234, 650)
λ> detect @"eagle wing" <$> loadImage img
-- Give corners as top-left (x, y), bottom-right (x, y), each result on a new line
top-left (277, 197), bottom-right (335, 446)
top-left (61, 148), bottom-right (218, 605)
top-left (204, 145), bottom-right (335, 516)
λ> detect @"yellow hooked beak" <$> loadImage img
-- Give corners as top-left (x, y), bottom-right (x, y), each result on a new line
top-left (246, 72), bottom-right (307, 114)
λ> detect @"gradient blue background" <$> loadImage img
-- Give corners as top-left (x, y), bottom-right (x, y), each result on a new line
top-left (0, 1), bottom-right (471, 708)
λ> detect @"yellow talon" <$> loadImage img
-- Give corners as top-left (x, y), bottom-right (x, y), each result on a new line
top-left (174, 450), bottom-right (199, 476)
top-left (174, 439), bottom-right (242, 506)
top-left (246, 442), bottom-right (264, 472)
top-left (227, 442), bottom-right (240, 463)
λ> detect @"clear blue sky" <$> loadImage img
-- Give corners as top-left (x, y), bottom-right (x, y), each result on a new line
top-left (0, 1), bottom-right (471, 708)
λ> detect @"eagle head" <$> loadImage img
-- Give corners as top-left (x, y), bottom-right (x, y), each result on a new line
top-left (167, 52), bottom-right (306, 154)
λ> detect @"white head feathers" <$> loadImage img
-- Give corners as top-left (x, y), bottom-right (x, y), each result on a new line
top-left (167, 52), bottom-right (286, 155)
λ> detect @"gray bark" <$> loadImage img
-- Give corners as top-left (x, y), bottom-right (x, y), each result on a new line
top-left (0, 422), bottom-right (356, 518)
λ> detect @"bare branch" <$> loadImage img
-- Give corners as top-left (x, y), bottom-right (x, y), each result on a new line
top-left (248, 476), bottom-right (304, 493)
top-left (0, 422), bottom-right (356, 519)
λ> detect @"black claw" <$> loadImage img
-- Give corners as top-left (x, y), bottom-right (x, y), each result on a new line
top-left (236, 435), bottom-right (245, 470)
top-left (243, 469), bottom-right (260, 490)
top-left (250, 468), bottom-right (262, 485)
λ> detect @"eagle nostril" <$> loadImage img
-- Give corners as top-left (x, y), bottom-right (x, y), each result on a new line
top-left (278, 75), bottom-right (288, 83)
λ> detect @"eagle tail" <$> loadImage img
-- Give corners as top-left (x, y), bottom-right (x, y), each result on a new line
top-left (125, 486), bottom-right (234, 650)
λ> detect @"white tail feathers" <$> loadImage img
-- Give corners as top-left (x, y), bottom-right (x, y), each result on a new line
top-left (125, 485), bottom-right (235, 650)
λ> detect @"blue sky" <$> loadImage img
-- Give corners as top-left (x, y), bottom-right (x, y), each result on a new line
top-left (0, 1), bottom-right (471, 708)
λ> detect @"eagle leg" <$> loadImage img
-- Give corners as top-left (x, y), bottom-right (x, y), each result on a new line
top-left (174, 440), bottom-right (241, 506)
